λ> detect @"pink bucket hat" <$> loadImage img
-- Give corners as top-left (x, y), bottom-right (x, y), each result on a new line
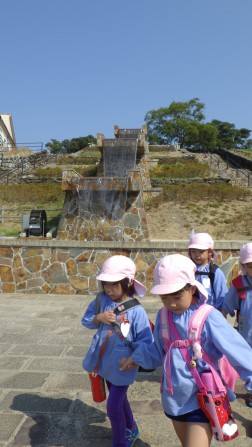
top-left (188, 233), bottom-right (214, 250)
top-left (240, 243), bottom-right (252, 264)
top-left (150, 254), bottom-right (208, 300)
top-left (97, 255), bottom-right (146, 297)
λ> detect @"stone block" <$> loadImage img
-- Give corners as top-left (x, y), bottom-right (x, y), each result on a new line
top-left (0, 372), bottom-right (49, 389)
top-left (26, 358), bottom-right (83, 373)
top-left (0, 413), bottom-right (24, 443)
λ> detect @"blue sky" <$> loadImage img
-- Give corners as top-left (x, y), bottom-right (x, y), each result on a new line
top-left (1, 0), bottom-right (252, 147)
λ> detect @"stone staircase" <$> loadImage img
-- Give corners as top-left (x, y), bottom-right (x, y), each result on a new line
top-left (0, 153), bottom-right (58, 184)
top-left (195, 152), bottom-right (252, 189)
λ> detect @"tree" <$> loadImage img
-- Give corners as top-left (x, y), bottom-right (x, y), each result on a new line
top-left (145, 98), bottom-right (205, 147)
top-left (211, 120), bottom-right (251, 149)
top-left (45, 139), bottom-right (62, 154)
top-left (46, 135), bottom-right (96, 154)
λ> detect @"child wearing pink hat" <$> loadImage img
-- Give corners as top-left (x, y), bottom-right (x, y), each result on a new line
top-left (188, 232), bottom-right (228, 310)
top-left (82, 255), bottom-right (153, 447)
top-left (120, 254), bottom-right (252, 447)
top-left (222, 242), bottom-right (252, 407)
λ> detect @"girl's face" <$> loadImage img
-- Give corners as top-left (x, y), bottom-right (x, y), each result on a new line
top-left (190, 248), bottom-right (210, 267)
top-left (102, 281), bottom-right (127, 303)
top-left (160, 285), bottom-right (197, 314)
top-left (243, 262), bottom-right (252, 276)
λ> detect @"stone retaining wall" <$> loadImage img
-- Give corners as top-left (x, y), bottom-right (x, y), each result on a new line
top-left (0, 238), bottom-right (244, 295)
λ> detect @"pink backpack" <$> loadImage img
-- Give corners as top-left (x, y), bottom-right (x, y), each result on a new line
top-left (160, 304), bottom-right (239, 441)
top-left (160, 303), bottom-right (238, 392)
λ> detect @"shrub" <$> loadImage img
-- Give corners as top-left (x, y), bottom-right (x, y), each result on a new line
top-left (144, 183), bottom-right (251, 209)
top-left (149, 159), bottom-right (210, 179)
top-left (0, 183), bottom-right (65, 205)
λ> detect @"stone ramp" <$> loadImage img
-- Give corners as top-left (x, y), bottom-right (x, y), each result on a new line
top-left (0, 293), bottom-right (251, 446)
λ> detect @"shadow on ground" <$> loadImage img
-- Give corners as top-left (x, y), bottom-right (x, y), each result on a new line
top-left (10, 393), bottom-right (151, 447)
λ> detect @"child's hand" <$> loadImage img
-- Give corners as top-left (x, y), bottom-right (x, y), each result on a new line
top-left (119, 356), bottom-right (137, 371)
top-left (96, 310), bottom-right (116, 325)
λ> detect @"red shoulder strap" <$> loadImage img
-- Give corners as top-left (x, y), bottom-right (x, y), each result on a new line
top-left (232, 275), bottom-right (246, 299)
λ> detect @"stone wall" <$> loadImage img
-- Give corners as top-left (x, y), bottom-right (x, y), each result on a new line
top-left (0, 238), bottom-right (244, 295)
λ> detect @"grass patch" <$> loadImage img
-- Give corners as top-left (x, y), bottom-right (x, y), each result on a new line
top-left (0, 183), bottom-right (65, 236)
top-left (0, 226), bottom-right (21, 236)
top-left (57, 153), bottom-right (100, 164)
top-left (149, 145), bottom-right (175, 152)
top-left (149, 159), bottom-right (210, 179)
top-left (34, 165), bottom-right (98, 178)
top-left (0, 182), bottom-right (65, 205)
top-left (144, 183), bottom-right (251, 210)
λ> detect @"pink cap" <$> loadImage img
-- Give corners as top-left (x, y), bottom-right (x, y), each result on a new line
top-left (188, 232), bottom-right (214, 250)
top-left (97, 255), bottom-right (146, 297)
top-left (240, 243), bottom-right (252, 264)
top-left (150, 254), bottom-right (208, 300)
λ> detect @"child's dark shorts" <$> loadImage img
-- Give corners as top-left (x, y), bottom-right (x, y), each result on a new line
top-left (165, 408), bottom-right (209, 423)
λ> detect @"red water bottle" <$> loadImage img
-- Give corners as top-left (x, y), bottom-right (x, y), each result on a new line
top-left (88, 372), bottom-right (106, 403)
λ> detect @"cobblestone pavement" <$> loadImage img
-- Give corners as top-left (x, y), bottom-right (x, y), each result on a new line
top-left (0, 293), bottom-right (251, 447)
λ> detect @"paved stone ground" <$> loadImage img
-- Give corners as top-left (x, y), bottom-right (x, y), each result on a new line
top-left (0, 293), bottom-right (251, 447)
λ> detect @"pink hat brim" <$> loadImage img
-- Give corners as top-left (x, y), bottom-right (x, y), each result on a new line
top-left (188, 243), bottom-right (210, 250)
top-left (96, 273), bottom-right (146, 297)
top-left (150, 279), bottom-right (208, 301)
top-left (96, 272), bottom-right (126, 282)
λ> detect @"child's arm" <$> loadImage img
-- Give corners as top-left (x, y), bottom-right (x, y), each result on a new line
top-left (205, 310), bottom-right (252, 391)
top-left (122, 311), bottom-right (164, 371)
top-left (221, 285), bottom-right (239, 316)
top-left (81, 297), bottom-right (116, 329)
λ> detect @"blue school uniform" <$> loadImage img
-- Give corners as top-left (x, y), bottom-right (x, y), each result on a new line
top-left (194, 263), bottom-right (228, 309)
top-left (82, 293), bottom-right (153, 386)
top-left (131, 299), bottom-right (252, 417)
top-left (222, 274), bottom-right (252, 348)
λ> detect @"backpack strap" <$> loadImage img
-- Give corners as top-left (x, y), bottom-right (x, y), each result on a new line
top-left (95, 296), bottom-right (141, 348)
top-left (160, 304), bottom-right (225, 395)
top-left (95, 292), bottom-right (104, 315)
top-left (189, 304), bottom-right (214, 342)
top-left (195, 262), bottom-right (218, 295)
top-left (95, 294), bottom-right (140, 315)
top-left (114, 298), bottom-right (140, 315)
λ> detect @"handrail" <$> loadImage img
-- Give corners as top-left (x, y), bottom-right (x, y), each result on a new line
top-left (0, 142), bottom-right (44, 152)
top-left (0, 152), bottom-right (56, 184)
top-left (209, 153), bottom-right (252, 187)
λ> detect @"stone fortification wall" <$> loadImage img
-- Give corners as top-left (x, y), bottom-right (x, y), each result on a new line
top-left (0, 238), bottom-right (244, 295)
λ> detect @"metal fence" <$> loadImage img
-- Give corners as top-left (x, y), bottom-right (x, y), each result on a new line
top-left (0, 142), bottom-right (44, 152)
top-left (209, 153), bottom-right (252, 187)
top-left (0, 207), bottom-right (61, 226)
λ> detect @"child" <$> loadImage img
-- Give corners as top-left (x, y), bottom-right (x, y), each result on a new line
top-left (188, 232), bottom-right (228, 310)
top-left (120, 254), bottom-right (252, 447)
top-left (222, 242), bottom-right (252, 407)
top-left (82, 255), bottom-right (153, 447)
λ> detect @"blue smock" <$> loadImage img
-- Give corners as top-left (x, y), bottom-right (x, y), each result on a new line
top-left (132, 300), bottom-right (252, 416)
top-left (222, 274), bottom-right (252, 348)
top-left (194, 263), bottom-right (228, 309)
top-left (82, 293), bottom-right (153, 386)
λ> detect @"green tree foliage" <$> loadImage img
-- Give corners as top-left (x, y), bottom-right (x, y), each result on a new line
top-left (209, 120), bottom-right (251, 150)
top-left (145, 98), bottom-right (205, 147)
top-left (45, 135), bottom-right (96, 154)
top-left (145, 99), bottom-right (251, 151)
